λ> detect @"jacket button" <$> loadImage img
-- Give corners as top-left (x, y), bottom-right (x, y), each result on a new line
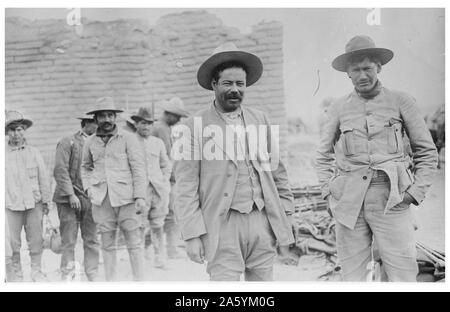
top-left (363, 176), bottom-right (368, 180)
top-left (224, 193), bottom-right (229, 197)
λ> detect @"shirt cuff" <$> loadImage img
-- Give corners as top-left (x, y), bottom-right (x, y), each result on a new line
top-left (405, 185), bottom-right (423, 206)
top-left (180, 219), bottom-right (207, 241)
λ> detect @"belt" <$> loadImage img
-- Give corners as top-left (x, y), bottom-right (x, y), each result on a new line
top-left (370, 169), bottom-right (389, 184)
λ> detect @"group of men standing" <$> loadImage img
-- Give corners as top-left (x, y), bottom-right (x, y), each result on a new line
top-left (5, 35), bottom-right (439, 283)
top-left (5, 96), bottom-right (189, 282)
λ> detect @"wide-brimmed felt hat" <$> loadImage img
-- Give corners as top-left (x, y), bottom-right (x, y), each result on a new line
top-left (5, 110), bottom-right (33, 131)
top-left (162, 97), bottom-right (189, 118)
top-left (332, 35), bottom-right (394, 72)
top-left (131, 107), bottom-right (154, 123)
top-left (86, 97), bottom-right (124, 115)
top-left (197, 42), bottom-right (263, 90)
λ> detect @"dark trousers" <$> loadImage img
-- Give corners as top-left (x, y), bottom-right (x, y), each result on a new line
top-left (57, 196), bottom-right (100, 281)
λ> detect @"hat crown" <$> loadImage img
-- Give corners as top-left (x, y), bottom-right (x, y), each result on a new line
top-left (135, 107), bottom-right (153, 119)
top-left (5, 110), bottom-right (24, 123)
top-left (95, 96), bottom-right (115, 109)
top-left (5, 110), bottom-right (32, 129)
top-left (164, 97), bottom-right (185, 111)
top-left (345, 35), bottom-right (377, 53)
top-left (212, 42), bottom-right (240, 56)
top-left (87, 96), bottom-right (123, 114)
top-left (163, 97), bottom-right (189, 117)
top-left (167, 97), bottom-right (184, 108)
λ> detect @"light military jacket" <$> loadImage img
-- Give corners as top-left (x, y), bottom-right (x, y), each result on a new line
top-left (135, 134), bottom-right (172, 199)
top-left (5, 142), bottom-right (51, 211)
top-left (316, 85), bottom-right (438, 229)
top-left (81, 129), bottom-right (147, 207)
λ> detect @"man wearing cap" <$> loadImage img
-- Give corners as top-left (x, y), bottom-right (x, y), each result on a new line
top-left (5, 111), bottom-right (51, 282)
top-left (173, 42), bottom-right (295, 281)
top-left (132, 107), bottom-right (172, 268)
top-left (316, 35), bottom-right (438, 282)
top-left (150, 97), bottom-right (189, 259)
top-left (81, 97), bottom-right (147, 281)
top-left (53, 114), bottom-right (100, 281)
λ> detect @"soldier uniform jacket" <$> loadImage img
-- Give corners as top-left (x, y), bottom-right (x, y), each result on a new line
top-left (53, 131), bottom-right (88, 203)
top-left (135, 134), bottom-right (172, 199)
top-left (316, 85), bottom-right (438, 229)
top-left (81, 128), bottom-right (147, 207)
top-left (5, 142), bottom-right (51, 210)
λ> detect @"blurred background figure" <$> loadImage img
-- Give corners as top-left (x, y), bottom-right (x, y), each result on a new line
top-left (426, 104), bottom-right (445, 169)
top-left (318, 96), bottom-right (336, 139)
top-left (150, 97), bottom-right (189, 260)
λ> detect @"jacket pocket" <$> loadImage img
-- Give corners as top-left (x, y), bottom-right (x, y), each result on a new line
top-left (146, 149), bottom-right (160, 163)
top-left (329, 175), bottom-right (348, 201)
top-left (385, 120), bottom-right (403, 154)
top-left (341, 126), bottom-right (355, 156)
top-left (398, 169), bottom-right (412, 194)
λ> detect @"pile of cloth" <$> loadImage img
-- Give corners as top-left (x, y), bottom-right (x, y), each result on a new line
top-left (290, 207), bottom-right (341, 281)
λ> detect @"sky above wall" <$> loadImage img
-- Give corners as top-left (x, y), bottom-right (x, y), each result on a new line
top-left (6, 8), bottom-right (444, 130)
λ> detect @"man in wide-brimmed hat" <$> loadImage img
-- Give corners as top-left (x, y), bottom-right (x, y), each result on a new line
top-left (151, 97), bottom-right (189, 155)
top-left (5, 111), bottom-right (51, 282)
top-left (316, 35), bottom-right (438, 282)
top-left (132, 107), bottom-right (172, 268)
top-left (150, 96), bottom-right (189, 260)
top-left (81, 97), bottom-right (147, 281)
top-left (53, 113), bottom-right (100, 281)
top-left (173, 42), bottom-right (296, 281)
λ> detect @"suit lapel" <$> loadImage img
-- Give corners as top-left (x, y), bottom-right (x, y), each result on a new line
top-left (242, 107), bottom-right (265, 171)
top-left (241, 107), bottom-right (258, 163)
top-left (204, 105), bottom-right (237, 166)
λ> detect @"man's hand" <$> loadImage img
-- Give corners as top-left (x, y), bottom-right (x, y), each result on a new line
top-left (278, 245), bottom-right (298, 265)
top-left (135, 198), bottom-right (146, 215)
top-left (69, 194), bottom-right (81, 210)
top-left (186, 237), bottom-right (205, 264)
top-left (42, 203), bottom-right (49, 216)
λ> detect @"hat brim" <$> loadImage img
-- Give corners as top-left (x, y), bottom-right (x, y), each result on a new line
top-left (164, 108), bottom-right (190, 118)
top-left (126, 120), bottom-right (137, 131)
top-left (197, 51), bottom-right (263, 90)
top-left (332, 48), bottom-right (394, 72)
top-left (6, 119), bottom-right (33, 130)
top-left (87, 109), bottom-right (124, 115)
top-left (130, 115), bottom-right (154, 123)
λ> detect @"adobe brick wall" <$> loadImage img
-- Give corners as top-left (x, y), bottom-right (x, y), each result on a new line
top-left (5, 10), bottom-right (288, 172)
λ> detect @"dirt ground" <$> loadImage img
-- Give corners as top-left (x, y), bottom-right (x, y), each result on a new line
top-left (15, 134), bottom-right (445, 282)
